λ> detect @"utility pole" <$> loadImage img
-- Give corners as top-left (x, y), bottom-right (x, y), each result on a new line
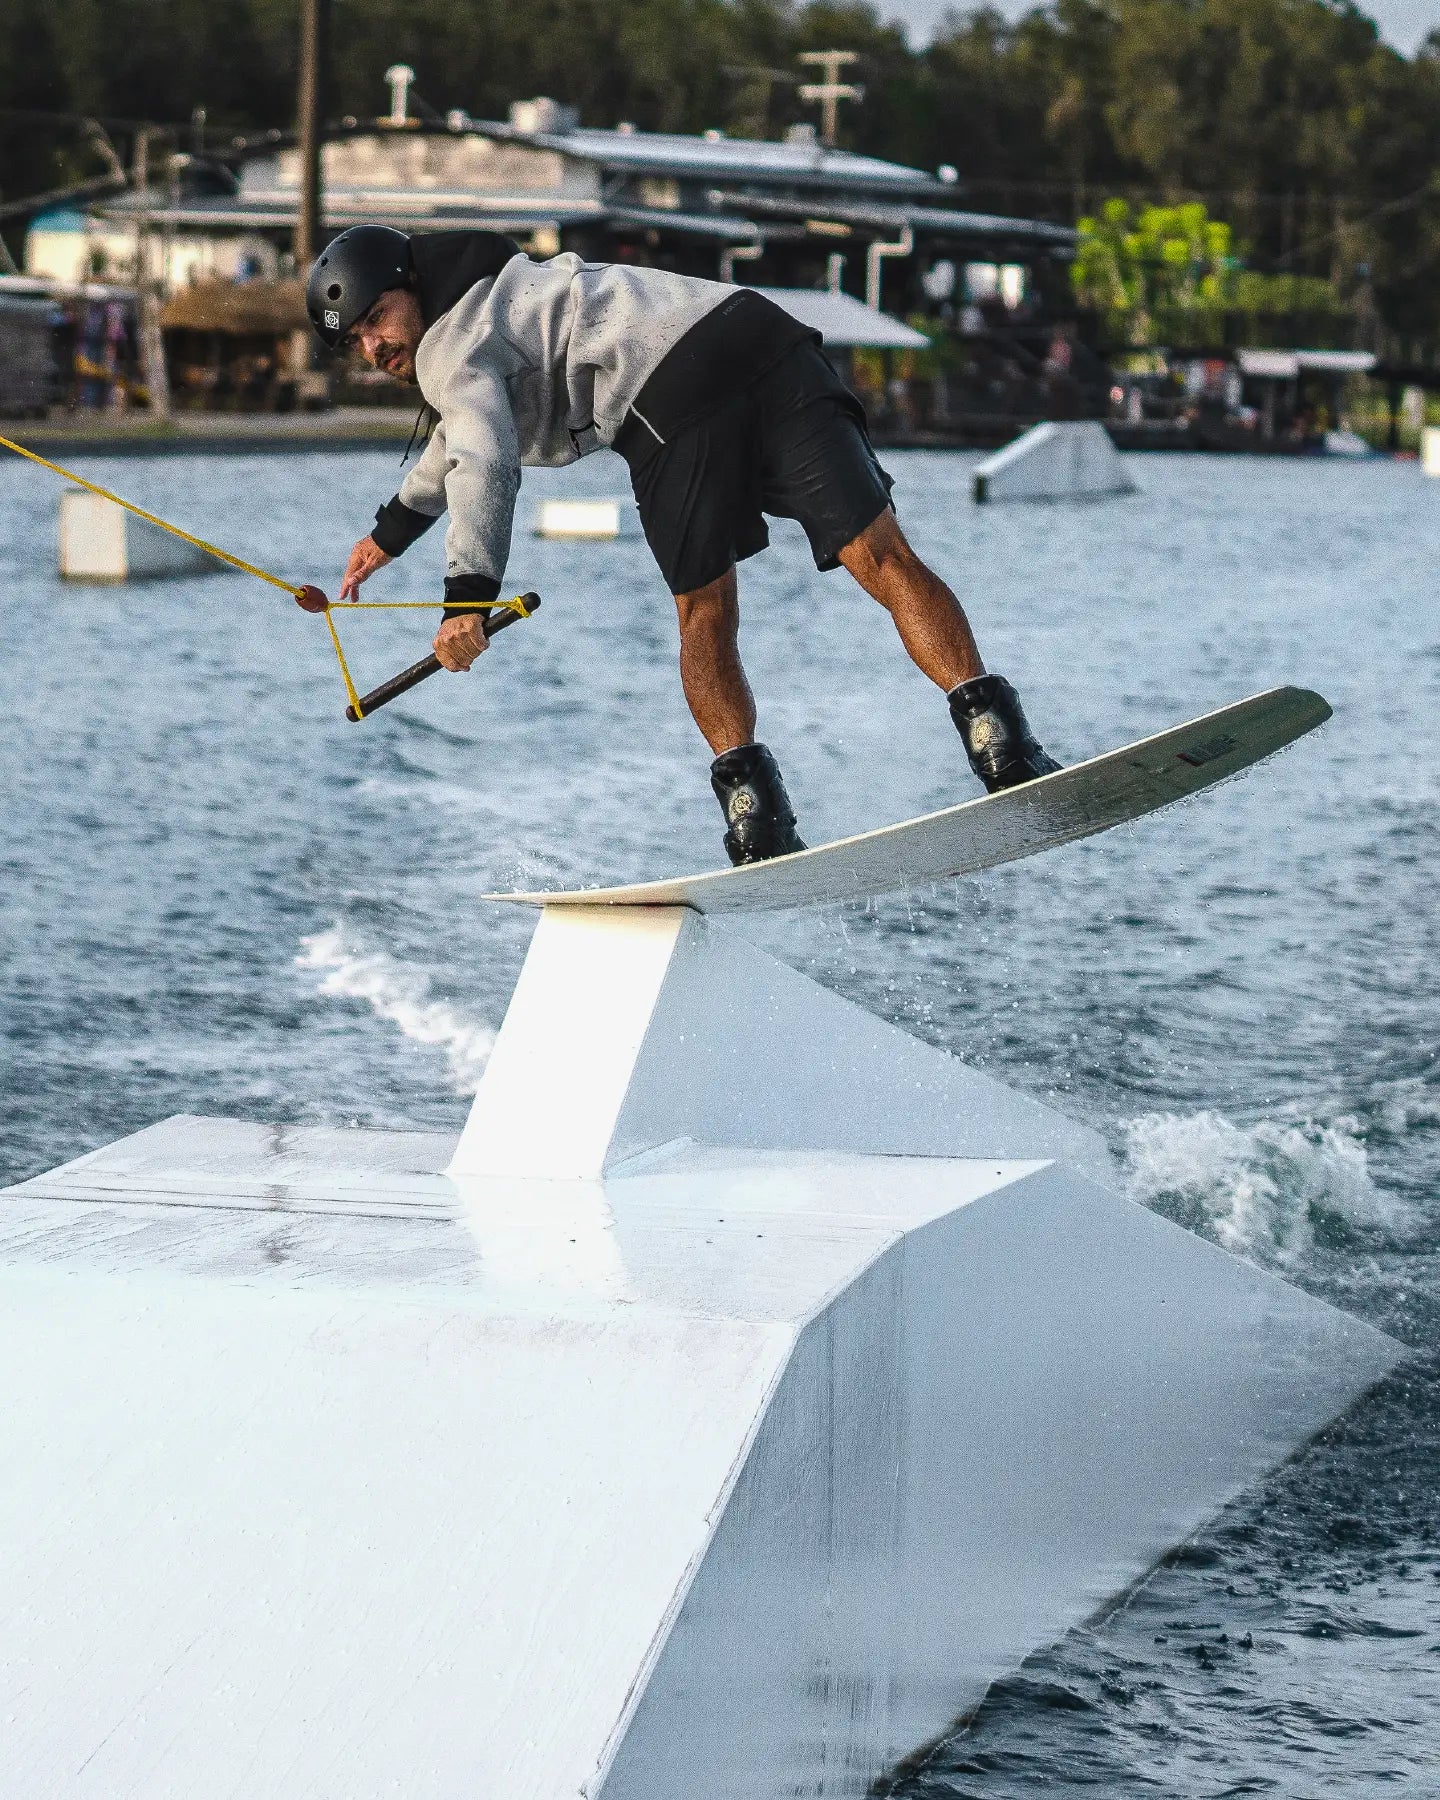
top-left (293, 0), bottom-right (331, 404)
top-left (798, 50), bottom-right (863, 148)
top-left (133, 127), bottom-right (172, 419)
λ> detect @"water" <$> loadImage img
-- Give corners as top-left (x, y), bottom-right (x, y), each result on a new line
top-left (2, 444), bottom-right (1437, 1791)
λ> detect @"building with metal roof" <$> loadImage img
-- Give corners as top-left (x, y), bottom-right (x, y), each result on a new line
top-left (33, 92), bottom-right (1073, 317)
top-left (18, 84), bottom-right (1079, 428)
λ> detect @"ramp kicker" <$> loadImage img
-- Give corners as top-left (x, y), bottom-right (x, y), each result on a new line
top-left (0, 681), bottom-right (1397, 1800)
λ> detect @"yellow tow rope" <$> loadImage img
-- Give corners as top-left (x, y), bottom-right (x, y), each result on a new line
top-left (0, 432), bottom-right (523, 719)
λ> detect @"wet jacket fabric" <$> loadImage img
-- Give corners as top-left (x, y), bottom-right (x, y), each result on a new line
top-left (371, 247), bottom-right (741, 610)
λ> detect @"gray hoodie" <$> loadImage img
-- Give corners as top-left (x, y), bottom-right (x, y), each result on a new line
top-left (393, 253), bottom-right (735, 597)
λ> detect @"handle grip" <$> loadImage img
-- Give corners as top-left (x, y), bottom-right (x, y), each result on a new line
top-left (345, 593), bottom-right (540, 722)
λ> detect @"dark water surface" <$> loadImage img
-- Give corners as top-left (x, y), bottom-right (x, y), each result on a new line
top-left (2, 445), bottom-right (1436, 1794)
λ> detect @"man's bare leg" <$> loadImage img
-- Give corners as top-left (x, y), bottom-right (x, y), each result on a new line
top-left (839, 505), bottom-right (1061, 790)
top-left (674, 565), bottom-right (756, 754)
top-left (673, 566), bottom-right (805, 861)
top-left (837, 507), bottom-right (984, 690)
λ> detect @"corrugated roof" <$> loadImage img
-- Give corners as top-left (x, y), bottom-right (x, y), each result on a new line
top-left (0, 273), bottom-right (134, 302)
top-left (708, 188), bottom-right (1075, 247)
top-left (604, 206), bottom-right (782, 242)
top-left (96, 196), bottom-right (601, 233)
top-left (480, 121), bottom-right (945, 193)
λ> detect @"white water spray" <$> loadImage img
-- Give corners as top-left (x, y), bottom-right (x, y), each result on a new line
top-left (1121, 1108), bottom-right (1399, 1260)
top-left (296, 924), bottom-right (494, 1093)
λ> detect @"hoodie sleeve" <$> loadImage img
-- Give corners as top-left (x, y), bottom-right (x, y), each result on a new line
top-left (430, 360), bottom-right (522, 618)
top-left (369, 420), bottom-right (450, 556)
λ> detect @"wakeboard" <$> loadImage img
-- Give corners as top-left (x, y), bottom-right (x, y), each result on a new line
top-left (486, 685), bottom-right (1330, 916)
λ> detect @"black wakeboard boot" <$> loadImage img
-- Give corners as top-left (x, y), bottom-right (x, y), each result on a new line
top-left (948, 673), bottom-right (1062, 793)
top-left (710, 742), bottom-right (807, 865)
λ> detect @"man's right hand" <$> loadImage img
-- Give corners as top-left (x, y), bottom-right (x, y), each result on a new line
top-left (339, 534), bottom-right (393, 602)
top-left (433, 613), bottom-right (491, 672)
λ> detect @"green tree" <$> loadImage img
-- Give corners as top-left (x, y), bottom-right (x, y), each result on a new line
top-left (1074, 195), bottom-right (1349, 341)
top-left (1073, 197), bottom-right (1236, 335)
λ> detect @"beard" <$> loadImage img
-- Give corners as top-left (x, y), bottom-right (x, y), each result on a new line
top-left (373, 341), bottom-right (416, 382)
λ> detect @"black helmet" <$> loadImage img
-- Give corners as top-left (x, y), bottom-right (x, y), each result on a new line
top-left (306, 225), bottom-right (411, 349)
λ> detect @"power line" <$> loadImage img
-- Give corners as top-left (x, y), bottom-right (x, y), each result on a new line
top-left (0, 103), bottom-right (186, 131)
top-left (0, 171), bottom-right (127, 223)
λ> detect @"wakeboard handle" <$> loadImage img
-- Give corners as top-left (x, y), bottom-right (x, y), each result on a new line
top-left (345, 593), bottom-right (541, 721)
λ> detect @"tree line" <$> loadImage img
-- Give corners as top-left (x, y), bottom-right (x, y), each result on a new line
top-left (5, 0), bottom-right (1440, 335)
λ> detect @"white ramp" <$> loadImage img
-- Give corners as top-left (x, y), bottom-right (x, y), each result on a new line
top-left (0, 699), bottom-right (1398, 1797)
top-left (0, 903), bottom-right (1401, 1800)
top-left (58, 488), bottom-right (224, 580)
top-left (973, 419), bottom-right (1137, 503)
top-left (450, 904), bottom-right (1109, 1183)
top-left (0, 1052), bottom-right (1398, 1800)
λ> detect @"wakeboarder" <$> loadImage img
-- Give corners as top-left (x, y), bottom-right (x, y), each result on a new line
top-left (307, 226), bottom-right (1060, 863)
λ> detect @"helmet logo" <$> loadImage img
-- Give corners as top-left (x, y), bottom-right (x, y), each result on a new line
top-left (324, 309), bottom-right (341, 331)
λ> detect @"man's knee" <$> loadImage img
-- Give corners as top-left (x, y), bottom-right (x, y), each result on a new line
top-left (675, 570), bottom-right (739, 638)
top-left (840, 507), bottom-right (922, 590)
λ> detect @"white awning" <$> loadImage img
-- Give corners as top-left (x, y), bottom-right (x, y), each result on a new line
top-left (750, 286), bottom-right (929, 349)
top-left (1297, 349), bottom-right (1377, 374)
top-left (1237, 348), bottom-right (1376, 379)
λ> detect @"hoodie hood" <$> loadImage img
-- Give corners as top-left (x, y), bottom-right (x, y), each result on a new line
top-left (410, 230), bottom-right (522, 328)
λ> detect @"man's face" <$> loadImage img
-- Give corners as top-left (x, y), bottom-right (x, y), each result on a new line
top-left (346, 286), bottom-right (424, 382)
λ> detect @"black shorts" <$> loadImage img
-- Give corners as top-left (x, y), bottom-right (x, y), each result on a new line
top-left (618, 342), bottom-right (894, 596)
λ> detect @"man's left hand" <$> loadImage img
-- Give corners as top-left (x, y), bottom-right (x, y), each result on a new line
top-left (434, 613), bottom-right (490, 672)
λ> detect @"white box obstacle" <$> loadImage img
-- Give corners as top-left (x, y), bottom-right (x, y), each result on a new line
top-left (58, 488), bottom-right (222, 580)
top-left (973, 419), bottom-right (1137, 503)
top-left (0, 886), bottom-right (1399, 1798)
top-left (1422, 424), bottom-right (1440, 476)
top-left (534, 496), bottom-right (642, 539)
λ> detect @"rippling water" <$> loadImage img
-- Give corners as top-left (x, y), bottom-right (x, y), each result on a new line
top-left (1, 443), bottom-right (1436, 1792)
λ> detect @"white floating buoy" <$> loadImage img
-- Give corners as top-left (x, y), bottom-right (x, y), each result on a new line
top-left (533, 497), bottom-right (641, 540)
top-left (1421, 425), bottom-right (1440, 476)
top-left (58, 489), bottom-right (222, 581)
top-left (973, 419), bottom-right (1137, 504)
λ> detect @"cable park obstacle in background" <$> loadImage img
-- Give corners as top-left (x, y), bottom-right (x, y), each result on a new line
top-left (59, 489), bottom-right (224, 582)
top-left (0, 432), bottom-right (538, 722)
top-left (972, 419), bottom-right (1138, 504)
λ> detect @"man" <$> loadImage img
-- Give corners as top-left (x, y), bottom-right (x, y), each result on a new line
top-left (308, 225), bottom-right (1059, 864)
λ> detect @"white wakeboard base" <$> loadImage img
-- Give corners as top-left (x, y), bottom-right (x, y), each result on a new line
top-left (487, 685), bottom-right (1329, 916)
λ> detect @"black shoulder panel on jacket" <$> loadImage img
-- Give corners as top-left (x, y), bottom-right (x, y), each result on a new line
top-left (411, 231), bottom-right (522, 327)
